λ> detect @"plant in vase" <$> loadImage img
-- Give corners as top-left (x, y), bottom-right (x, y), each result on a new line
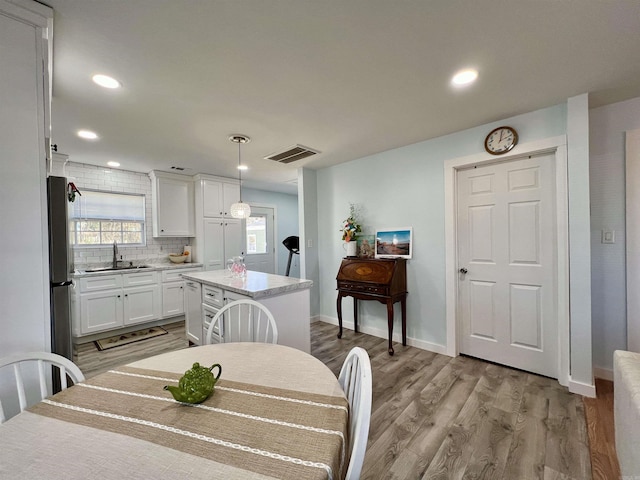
top-left (341, 203), bottom-right (362, 257)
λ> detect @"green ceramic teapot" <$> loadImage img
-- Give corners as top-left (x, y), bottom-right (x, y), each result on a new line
top-left (164, 362), bottom-right (222, 404)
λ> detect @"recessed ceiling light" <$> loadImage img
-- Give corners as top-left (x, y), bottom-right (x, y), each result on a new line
top-left (92, 74), bottom-right (121, 89)
top-left (451, 69), bottom-right (478, 86)
top-left (77, 130), bottom-right (98, 140)
top-left (107, 161), bottom-right (120, 167)
top-left (237, 165), bottom-right (248, 171)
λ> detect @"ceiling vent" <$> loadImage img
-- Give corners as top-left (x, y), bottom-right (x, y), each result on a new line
top-left (264, 145), bottom-right (320, 164)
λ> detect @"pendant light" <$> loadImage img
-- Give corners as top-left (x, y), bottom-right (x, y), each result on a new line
top-left (229, 134), bottom-right (251, 219)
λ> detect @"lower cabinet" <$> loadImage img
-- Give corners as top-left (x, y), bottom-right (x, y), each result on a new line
top-left (79, 278), bottom-right (161, 335)
top-left (185, 280), bottom-right (202, 344)
top-left (74, 266), bottom-right (202, 338)
top-left (161, 267), bottom-right (203, 318)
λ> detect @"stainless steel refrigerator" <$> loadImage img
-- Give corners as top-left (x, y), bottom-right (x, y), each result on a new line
top-left (47, 176), bottom-right (73, 375)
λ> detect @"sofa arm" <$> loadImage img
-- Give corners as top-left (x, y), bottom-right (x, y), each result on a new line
top-left (614, 350), bottom-right (640, 477)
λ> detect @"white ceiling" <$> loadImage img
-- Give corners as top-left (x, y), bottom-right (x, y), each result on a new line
top-left (46, 0), bottom-right (640, 194)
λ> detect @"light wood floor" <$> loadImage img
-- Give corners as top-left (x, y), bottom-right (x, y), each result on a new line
top-left (75, 320), bottom-right (619, 480)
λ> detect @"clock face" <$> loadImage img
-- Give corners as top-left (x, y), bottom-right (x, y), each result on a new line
top-left (485, 126), bottom-right (518, 155)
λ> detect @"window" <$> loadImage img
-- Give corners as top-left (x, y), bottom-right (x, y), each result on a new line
top-left (69, 190), bottom-right (145, 246)
top-left (246, 215), bottom-right (267, 254)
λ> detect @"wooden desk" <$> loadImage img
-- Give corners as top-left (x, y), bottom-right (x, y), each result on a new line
top-left (0, 344), bottom-right (348, 480)
top-left (336, 257), bottom-right (407, 355)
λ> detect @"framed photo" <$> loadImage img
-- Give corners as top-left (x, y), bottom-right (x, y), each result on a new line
top-left (375, 228), bottom-right (413, 259)
top-left (357, 235), bottom-right (375, 258)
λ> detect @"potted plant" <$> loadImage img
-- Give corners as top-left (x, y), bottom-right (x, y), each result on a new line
top-left (341, 203), bottom-right (362, 256)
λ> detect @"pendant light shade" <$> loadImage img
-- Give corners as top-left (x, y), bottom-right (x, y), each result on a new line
top-left (229, 201), bottom-right (251, 219)
top-left (229, 134), bottom-right (251, 219)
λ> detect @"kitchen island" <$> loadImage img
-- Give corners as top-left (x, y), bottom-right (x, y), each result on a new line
top-left (181, 270), bottom-right (313, 352)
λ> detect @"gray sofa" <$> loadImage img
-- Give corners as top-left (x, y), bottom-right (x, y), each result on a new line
top-left (614, 350), bottom-right (640, 477)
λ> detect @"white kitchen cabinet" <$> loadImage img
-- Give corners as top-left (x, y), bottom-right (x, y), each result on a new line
top-left (185, 280), bottom-right (202, 344)
top-left (150, 170), bottom-right (195, 237)
top-left (162, 282), bottom-right (184, 317)
top-left (201, 178), bottom-right (240, 218)
top-left (80, 289), bottom-right (124, 334)
top-left (123, 284), bottom-right (161, 326)
top-left (75, 271), bottom-right (160, 335)
top-left (222, 182), bottom-right (240, 217)
top-left (193, 174), bottom-right (244, 269)
top-left (201, 218), bottom-right (242, 271)
top-left (161, 266), bottom-right (203, 317)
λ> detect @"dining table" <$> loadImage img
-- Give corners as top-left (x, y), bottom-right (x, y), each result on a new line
top-left (0, 343), bottom-right (349, 480)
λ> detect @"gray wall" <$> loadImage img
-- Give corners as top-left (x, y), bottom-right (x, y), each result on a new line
top-left (242, 187), bottom-right (300, 277)
top-left (590, 95), bottom-right (640, 374)
top-left (309, 100), bottom-right (596, 386)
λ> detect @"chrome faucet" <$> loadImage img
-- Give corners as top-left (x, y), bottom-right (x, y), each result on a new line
top-left (112, 241), bottom-right (122, 268)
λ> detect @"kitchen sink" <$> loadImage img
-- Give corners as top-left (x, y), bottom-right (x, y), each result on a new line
top-left (83, 265), bottom-right (152, 273)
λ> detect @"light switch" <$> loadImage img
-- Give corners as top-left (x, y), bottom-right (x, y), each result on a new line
top-left (602, 230), bottom-right (615, 244)
top-left (307, 239), bottom-right (313, 248)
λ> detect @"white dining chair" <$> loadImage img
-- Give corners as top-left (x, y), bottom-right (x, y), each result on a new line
top-left (0, 351), bottom-right (85, 423)
top-left (339, 346), bottom-right (372, 480)
top-left (205, 299), bottom-right (278, 345)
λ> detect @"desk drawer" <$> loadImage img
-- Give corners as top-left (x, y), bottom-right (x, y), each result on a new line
top-left (338, 281), bottom-right (388, 296)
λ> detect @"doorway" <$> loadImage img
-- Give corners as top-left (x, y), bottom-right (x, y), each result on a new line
top-left (444, 136), bottom-right (569, 385)
top-left (456, 153), bottom-right (557, 378)
top-left (243, 206), bottom-right (276, 274)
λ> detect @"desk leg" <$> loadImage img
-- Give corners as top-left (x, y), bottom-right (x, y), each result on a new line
top-left (353, 299), bottom-right (358, 333)
top-left (336, 293), bottom-right (343, 339)
top-left (386, 300), bottom-right (394, 356)
top-left (401, 296), bottom-right (407, 346)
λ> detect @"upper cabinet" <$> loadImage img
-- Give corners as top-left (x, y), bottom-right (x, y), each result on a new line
top-left (149, 171), bottom-right (195, 237)
top-left (198, 176), bottom-right (240, 218)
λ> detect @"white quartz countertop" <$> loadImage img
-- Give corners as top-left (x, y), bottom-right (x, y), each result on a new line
top-left (181, 270), bottom-right (313, 299)
top-left (72, 262), bottom-right (204, 278)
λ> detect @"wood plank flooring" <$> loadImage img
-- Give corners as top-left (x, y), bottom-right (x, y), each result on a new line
top-left (75, 320), bottom-right (618, 480)
top-left (583, 378), bottom-right (621, 480)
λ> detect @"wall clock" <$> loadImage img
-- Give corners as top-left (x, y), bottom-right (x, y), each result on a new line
top-left (484, 126), bottom-right (518, 155)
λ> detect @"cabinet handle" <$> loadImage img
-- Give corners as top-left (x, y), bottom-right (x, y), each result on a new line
top-left (180, 286), bottom-right (183, 289)
top-left (205, 314), bottom-right (214, 319)
top-left (125, 294), bottom-right (128, 297)
top-left (117, 295), bottom-right (121, 298)
top-left (161, 229), bottom-right (164, 232)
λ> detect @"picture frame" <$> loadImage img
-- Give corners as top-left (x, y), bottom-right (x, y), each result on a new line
top-left (375, 227), bottom-right (413, 259)
top-left (357, 235), bottom-right (375, 258)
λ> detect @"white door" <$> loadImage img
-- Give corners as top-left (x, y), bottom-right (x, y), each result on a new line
top-left (243, 206), bottom-right (276, 274)
top-left (457, 153), bottom-right (558, 378)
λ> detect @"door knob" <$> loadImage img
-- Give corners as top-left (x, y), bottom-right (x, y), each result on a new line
top-left (459, 268), bottom-right (468, 274)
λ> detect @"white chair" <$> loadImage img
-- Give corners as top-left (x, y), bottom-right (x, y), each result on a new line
top-left (338, 346), bottom-right (372, 480)
top-left (205, 299), bottom-right (278, 345)
top-left (0, 351), bottom-right (85, 423)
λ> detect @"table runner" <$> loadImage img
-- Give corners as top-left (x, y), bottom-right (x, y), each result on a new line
top-left (28, 366), bottom-right (349, 480)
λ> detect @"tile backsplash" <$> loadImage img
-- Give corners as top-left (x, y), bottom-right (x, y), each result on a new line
top-left (65, 162), bottom-right (191, 269)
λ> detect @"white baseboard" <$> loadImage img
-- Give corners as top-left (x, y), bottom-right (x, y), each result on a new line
top-left (569, 376), bottom-right (596, 398)
top-left (316, 316), bottom-right (450, 356)
top-left (594, 366), bottom-right (614, 381)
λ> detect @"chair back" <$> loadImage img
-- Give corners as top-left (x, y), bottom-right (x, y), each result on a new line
top-left (338, 347), bottom-right (372, 480)
top-left (0, 351), bottom-right (85, 423)
top-left (205, 299), bottom-right (278, 344)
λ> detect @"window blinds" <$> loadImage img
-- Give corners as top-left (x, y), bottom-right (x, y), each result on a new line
top-left (69, 190), bottom-right (145, 221)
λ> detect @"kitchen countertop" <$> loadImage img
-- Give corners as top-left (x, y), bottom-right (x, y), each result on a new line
top-left (181, 270), bottom-right (313, 299)
top-left (72, 262), bottom-right (203, 278)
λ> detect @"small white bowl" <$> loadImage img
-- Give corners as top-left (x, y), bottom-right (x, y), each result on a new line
top-left (168, 254), bottom-right (187, 264)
